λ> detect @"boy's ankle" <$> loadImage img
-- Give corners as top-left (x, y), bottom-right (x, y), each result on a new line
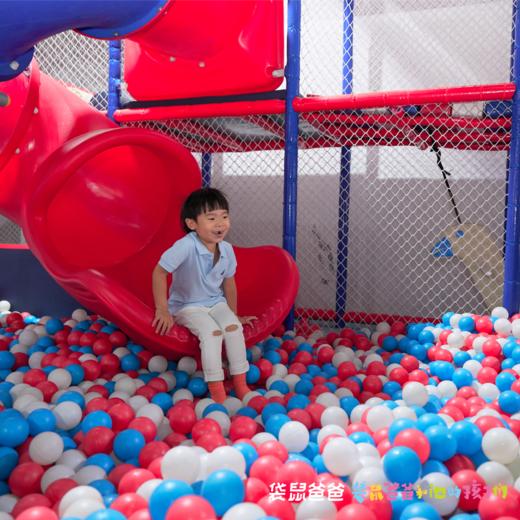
top-left (232, 373), bottom-right (251, 400)
top-left (208, 381), bottom-right (227, 403)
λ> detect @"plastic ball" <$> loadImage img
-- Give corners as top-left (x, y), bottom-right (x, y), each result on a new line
top-left (201, 470), bottom-right (244, 517)
top-left (9, 462), bottom-right (45, 496)
top-left (322, 437), bottom-right (359, 476)
top-left (58, 486), bottom-right (104, 516)
top-left (16, 507), bottom-right (59, 520)
top-left (206, 446), bottom-right (246, 477)
top-left (165, 495), bottom-right (216, 520)
top-left (161, 446), bottom-right (201, 483)
top-left (149, 480), bottom-right (193, 520)
top-left (278, 421), bottom-right (309, 453)
top-left (383, 446), bottom-right (421, 484)
top-left (482, 427), bottom-right (520, 465)
top-left (113, 429), bottom-right (145, 461)
top-left (394, 428), bottom-right (430, 463)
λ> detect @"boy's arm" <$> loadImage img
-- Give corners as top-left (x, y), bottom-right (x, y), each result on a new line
top-left (223, 276), bottom-right (256, 325)
top-left (152, 264), bottom-right (175, 334)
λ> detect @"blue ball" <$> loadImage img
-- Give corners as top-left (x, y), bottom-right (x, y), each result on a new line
top-left (458, 316), bottom-right (476, 332)
top-left (388, 418), bottom-right (417, 442)
top-left (120, 354), bottom-right (140, 372)
top-left (66, 364), bottom-right (85, 385)
top-left (400, 502), bottom-right (441, 520)
top-left (89, 479), bottom-right (117, 497)
top-left (174, 370), bottom-right (189, 388)
top-left (417, 329), bottom-right (435, 344)
top-left (0, 447), bottom-right (18, 480)
top-left (113, 429), bottom-right (146, 461)
top-left (0, 411), bottom-right (29, 447)
top-left (246, 365), bottom-right (260, 385)
top-left (496, 372), bottom-right (516, 391)
top-left (287, 395), bottom-right (310, 410)
top-left (453, 352), bottom-right (471, 367)
top-left (233, 442), bottom-right (258, 472)
top-left (201, 470), bottom-right (245, 516)
top-left (265, 414), bottom-right (291, 437)
top-left (202, 403), bottom-right (228, 417)
top-left (417, 413), bottom-right (446, 432)
top-left (81, 411), bottom-right (112, 433)
top-left (85, 509), bottom-right (127, 520)
top-left (383, 446), bottom-right (421, 484)
top-left (152, 392), bottom-right (174, 413)
top-left (499, 390), bottom-right (520, 414)
top-left (85, 454), bottom-right (116, 474)
top-left (188, 377), bottom-right (207, 397)
top-left (450, 420), bottom-right (483, 456)
top-left (294, 379), bottom-right (313, 395)
top-left (421, 459), bottom-right (449, 476)
top-left (269, 380), bottom-right (289, 394)
top-left (27, 408), bottom-right (56, 435)
top-left (452, 368), bottom-right (473, 388)
top-left (349, 432), bottom-right (375, 445)
top-left (261, 403), bottom-right (287, 423)
top-left (425, 425), bottom-right (457, 461)
top-left (382, 336), bottom-right (398, 351)
top-left (149, 480), bottom-right (193, 520)
top-left (0, 352), bottom-right (15, 370)
top-left (236, 406), bottom-right (257, 418)
top-left (45, 318), bottom-right (64, 334)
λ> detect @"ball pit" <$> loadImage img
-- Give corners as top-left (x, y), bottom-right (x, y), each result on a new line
top-left (3, 304), bottom-right (520, 518)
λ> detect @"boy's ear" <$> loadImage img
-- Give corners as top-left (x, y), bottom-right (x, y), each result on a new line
top-left (185, 218), bottom-right (197, 230)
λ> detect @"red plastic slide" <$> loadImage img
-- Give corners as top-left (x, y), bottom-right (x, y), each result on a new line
top-left (0, 63), bottom-right (299, 358)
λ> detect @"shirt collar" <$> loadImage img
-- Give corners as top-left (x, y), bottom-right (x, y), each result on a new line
top-left (190, 232), bottom-right (226, 258)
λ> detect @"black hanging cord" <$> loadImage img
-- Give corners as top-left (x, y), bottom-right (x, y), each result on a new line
top-left (430, 140), bottom-right (463, 226)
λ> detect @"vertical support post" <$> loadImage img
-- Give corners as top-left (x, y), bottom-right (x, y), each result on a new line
top-left (335, 0), bottom-right (354, 328)
top-left (107, 41), bottom-right (121, 121)
top-left (283, 0), bottom-right (302, 330)
top-left (201, 153), bottom-right (212, 187)
top-left (504, 1), bottom-right (520, 313)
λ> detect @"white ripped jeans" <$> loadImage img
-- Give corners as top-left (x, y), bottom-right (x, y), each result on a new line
top-left (175, 301), bottom-right (249, 382)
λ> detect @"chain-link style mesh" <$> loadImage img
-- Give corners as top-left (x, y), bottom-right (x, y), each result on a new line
top-left (14, 2), bottom-right (518, 325)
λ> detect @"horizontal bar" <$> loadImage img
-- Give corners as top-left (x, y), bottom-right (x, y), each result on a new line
top-left (295, 307), bottom-right (440, 325)
top-left (293, 83), bottom-right (516, 113)
top-left (115, 99), bottom-right (286, 122)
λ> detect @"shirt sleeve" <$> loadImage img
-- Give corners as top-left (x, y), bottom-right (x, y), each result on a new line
top-left (224, 244), bottom-right (237, 278)
top-left (159, 239), bottom-right (189, 273)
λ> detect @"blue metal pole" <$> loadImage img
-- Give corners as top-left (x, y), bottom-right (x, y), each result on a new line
top-left (504, 1), bottom-right (520, 313)
top-left (335, 0), bottom-right (354, 328)
top-left (283, 0), bottom-right (302, 330)
top-left (107, 41), bottom-right (122, 122)
top-left (201, 153), bottom-right (212, 187)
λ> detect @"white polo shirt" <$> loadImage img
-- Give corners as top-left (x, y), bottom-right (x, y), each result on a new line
top-left (159, 232), bottom-right (237, 314)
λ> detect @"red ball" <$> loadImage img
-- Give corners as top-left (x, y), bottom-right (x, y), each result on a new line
top-left (165, 496), bottom-right (216, 520)
top-left (393, 429), bottom-right (430, 463)
top-left (249, 455), bottom-right (283, 486)
top-left (108, 463), bottom-right (136, 487)
top-left (287, 409), bottom-right (312, 430)
top-left (191, 418), bottom-right (221, 442)
top-left (362, 494), bottom-right (392, 520)
top-left (111, 493), bottom-right (148, 517)
top-left (168, 405), bottom-right (197, 435)
top-left (138, 441), bottom-right (169, 469)
top-left (317, 346), bottom-right (334, 364)
top-left (476, 317), bottom-right (494, 334)
top-left (99, 354), bottom-right (120, 377)
top-left (82, 426), bottom-right (115, 455)
top-left (314, 473), bottom-right (353, 510)
top-left (337, 504), bottom-right (377, 520)
top-left (12, 494), bottom-right (51, 517)
top-left (305, 403), bottom-right (325, 429)
top-left (92, 338), bottom-right (113, 355)
top-left (163, 432), bottom-right (187, 448)
top-left (81, 360), bottom-right (102, 381)
top-left (195, 433), bottom-right (226, 452)
top-left (247, 396), bottom-right (268, 413)
top-left (128, 417), bottom-right (157, 443)
top-left (16, 507), bottom-right (58, 520)
top-left (44, 478), bottom-right (77, 504)
top-left (229, 416), bottom-right (257, 441)
top-left (109, 331), bottom-right (128, 347)
top-left (108, 402), bottom-right (135, 432)
top-left (256, 359), bottom-right (273, 382)
top-left (23, 369), bottom-right (46, 387)
top-left (362, 375), bottom-right (383, 394)
top-left (36, 381), bottom-right (58, 403)
top-left (389, 367), bottom-right (408, 385)
top-left (337, 362), bottom-right (358, 380)
top-left (452, 469), bottom-right (487, 511)
top-left (118, 469), bottom-right (155, 494)
top-left (445, 454), bottom-right (475, 474)
top-left (9, 462), bottom-right (44, 497)
top-left (478, 485), bottom-right (520, 519)
top-left (400, 355), bottom-right (420, 372)
top-left (256, 440), bottom-right (288, 462)
top-left (244, 477), bottom-right (270, 503)
top-left (475, 415), bottom-right (505, 434)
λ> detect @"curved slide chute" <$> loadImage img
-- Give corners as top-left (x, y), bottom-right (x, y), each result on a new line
top-left (0, 63), bottom-right (298, 357)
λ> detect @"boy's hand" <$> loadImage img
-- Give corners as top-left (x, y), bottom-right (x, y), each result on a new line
top-left (153, 308), bottom-right (175, 335)
top-left (239, 316), bottom-right (257, 326)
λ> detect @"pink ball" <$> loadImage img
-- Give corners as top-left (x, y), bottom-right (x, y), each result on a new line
top-left (229, 416), bottom-right (257, 441)
top-left (168, 405), bottom-right (197, 434)
top-left (337, 504), bottom-right (377, 520)
top-left (478, 486), bottom-right (520, 519)
top-left (128, 510), bottom-right (152, 520)
top-left (275, 461), bottom-right (317, 503)
top-left (138, 441), bottom-right (169, 468)
top-left (393, 429), bottom-right (430, 463)
top-left (250, 455), bottom-right (284, 486)
top-left (12, 494), bottom-right (51, 517)
top-left (9, 462), bottom-right (44, 497)
top-left (16, 507), bottom-right (58, 520)
top-left (165, 495), bottom-right (217, 520)
top-left (256, 440), bottom-right (289, 462)
top-left (118, 469), bottom-right (155, 494)
top-left (244, 477), bottom-right (270, 503)
top-left (257, 496), bottom-right (295, 520)
top-left (110, 493), bottom-right (148, 517)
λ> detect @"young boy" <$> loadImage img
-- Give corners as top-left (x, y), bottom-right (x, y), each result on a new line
top-left (152, 188), bottom-right (256, 403)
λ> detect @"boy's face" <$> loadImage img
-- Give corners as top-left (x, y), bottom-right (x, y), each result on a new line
top-left (185, 208), bottom-right (230, 249)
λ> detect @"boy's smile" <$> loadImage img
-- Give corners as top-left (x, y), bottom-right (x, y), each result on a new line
top-left (186, 208), bottom-right (230, 252)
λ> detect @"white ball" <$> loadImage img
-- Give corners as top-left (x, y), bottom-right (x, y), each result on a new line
top-left (177, 356), bottom-right (197, 375)
top-left (206, 446), bottom-right (246, 477)
top-left (296, 498), bottom-right (336, 520)
top-left (419, 473), bottom-right (458, 516)
top-left (512, 320), bottom-right (520, 339)
top-left (148, 355), bottom-right (168, 373)
top-left (136, 479), bottom-right (162, 501)
top-left (350, 404), bottom-right (368, 423)
top-left (316, 424), bottom-right (347, 446)
top-left (321, 406), bottom-right (349, 429)
top-left (322, 437), bottom-right (359, 476)
top-left (59, 486), bottom-right (103, 516)
top-left (278, 421), bottom-right (309, 453)
top-left (252, 432), bottom-right (277, 445)
top-left (161, 446), bottom-right (201, 483)
top-left (74, 465), bottom-right (106, 485)
top-left (62, 499), bottom-right (104, 518)
top-left (0, 495), bottom-right (16, 514)
top-left (402, 382), bottom-right (429, 407)
top-left (482, 428), bottom-right (520, 465)
top-left (223, 397), bottom-right (242, 417)
top-left (463, 360), bottom-right (482, 377)
top-left (223, 503), bottom-right (266, 520)
top-left (57, 449), bottom-right (86, 471)
top-left (0, 301), bottom-right (11, 312)
top-left (366, 406), bottom-right (394, 431)
top-left (41, 464), bottom-right (75, 492)
top-left (159, 372), bottom-right (176, 390)
top-left (315, 393), bottom-right (340, 408)
top-left (477, 461), bottom-right (514, 486)
top-left (478, 383), bottom-right (500, 401)
top-left (376, 322), bottom-right (391, 334)
top-left (195, 398), bottom-right (214, 419)
top-left (437, 380), bottom-right (458, 398)
top-left (352, 466), bottom-right (387, 487)
top-left (173, 389), bottom-right (194, 404)
top-left (447, 331), bottom-right (464, 348)
top-left (136, 403), bottom-right (164, 427)
top-left (206, 411), bottom-right (231, 436)
top-left (29, 431), bottom-right (64, 465)
top-left (18, 329), bottom-right (38, 346)
top-left (494, 318), bottom-right (512, 336)
top-left (53, 401), bottom-right (82, 430)
top-left (492, 307), bottom-right (509, 319)
top-left (392, 406), bottom-right (417, 421)
top-left (273, 363), bottom-right (288, 378)
top-left (128, 395), bottom-right (149, 412)
top-left (114, 377), bottom-right (137, 396)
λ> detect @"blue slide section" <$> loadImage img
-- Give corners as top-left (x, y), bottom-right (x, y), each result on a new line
top-left (0, 0), bottom-right (168, 81)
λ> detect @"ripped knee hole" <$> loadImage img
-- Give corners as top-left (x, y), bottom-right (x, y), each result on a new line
top-left (225, 324), bottom-right (239, 332)
top-left (212, 330), bottom-right (223, 337)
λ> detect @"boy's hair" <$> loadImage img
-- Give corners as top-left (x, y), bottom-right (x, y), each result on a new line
top-left (181, 188), bottom-right (229, 233)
